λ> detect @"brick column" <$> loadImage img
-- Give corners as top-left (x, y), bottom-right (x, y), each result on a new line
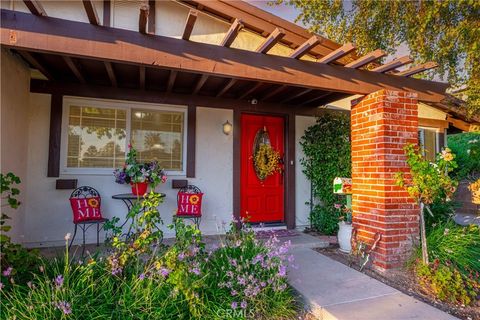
top-left (351, 90), bottom-right (419, 270)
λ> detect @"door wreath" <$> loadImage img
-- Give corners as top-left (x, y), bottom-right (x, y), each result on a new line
top-left (252, 128), bottom-right (282, 180)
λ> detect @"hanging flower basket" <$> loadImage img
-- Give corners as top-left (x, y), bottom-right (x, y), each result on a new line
top-left (252, 129), bottom-right (282, 181)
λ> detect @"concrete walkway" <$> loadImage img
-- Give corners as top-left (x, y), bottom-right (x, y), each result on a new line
top-left (283, 233), bottom-right (458, 320)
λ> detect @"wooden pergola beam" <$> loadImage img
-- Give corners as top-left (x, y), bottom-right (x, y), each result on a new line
top-left (167, 70), bottom-right (177, 92)
top-left (148, 0), bottom-right (155, 34)
top-left (139, 2), bottom-right (149, 34)
top-left (289, 35), bottom-right (322, 59)
top-left (261, 84), bottom-right (287, 101)
top-left (220, 18), bottom-right (243, 47)
top-left (301, 92), bottom-right (331, 106)
top-left (318, 43), bottom-right (356, 64)
top-left (104, 61), bottom-right (117, 87)
top-left (216, 78), bottom-right (237, 97)
top-left (192, 74), bottom-right (208, 94)
top-left (82, 0), bottom-right (100, 26)
top-left (23, 0), bottom-right (46, 16)
top-left (372, 56), bottom-right (413, 73)
top-left (283, 88), bottom-right (312, 103)
top-left (18, 50), bottom-right (53, 80)
top-left (256, 28), bottom-right (285, 53)
top-left (139, 66), bottom-right (146, 89)
top-left (0, 10), bottom-right (449, 103)
top-left (182, 10), bottom-right (198, 40)
top-left (62, 56), bottom-right (86, 84)
top-left (238, 82), bottom-right (263, 100)
top-left (447, 115), bottom-right (471, 132)
top-left (345, 49), bottom-right (386, 69)
top-left (396, 61), bottom-right (438, 77)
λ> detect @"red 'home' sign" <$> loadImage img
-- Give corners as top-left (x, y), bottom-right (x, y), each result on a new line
top-left (177, 192), bottom-right (203, 216)
top-left (69, 197), bottom-right (103, 223)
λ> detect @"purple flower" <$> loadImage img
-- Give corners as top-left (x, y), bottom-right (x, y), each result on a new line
top-left (54, 275), bottom-right (64, 288)
top-left (260, 281), bottom-right (266, 287)
top-left (178, 252), bottom-right (185, 261)
top-left (139, 273), bottom-right (145, 280)
top-left (230, 289), bottom-right (238, 296)
top-left (278, 265), bottom-right (287, 277)
top-left (160, 268), bottom-right (170, 278)
top-left (54, 301), bottom-right (72, 315)
top-left (190, 267), bottom-right (201, 275)
top-left (240, 301), bottom-right (247, 309)
top-left (2, 267), bottom-right (12, 277)
top-left (231, 301), bottom-right (238, 309)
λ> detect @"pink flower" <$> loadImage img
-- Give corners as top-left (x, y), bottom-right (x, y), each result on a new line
top-left (334, 203), bottom-right (342, 209)
top-left (231, 301), bottom-right (238, 309)
top-left (2, 267), bottom-right (12, 277)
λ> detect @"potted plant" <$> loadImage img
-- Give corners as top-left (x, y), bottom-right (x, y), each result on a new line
top-left (113, 145), bottom-right (167, 195)
top-left (335, 203), bottom-right (352, 253)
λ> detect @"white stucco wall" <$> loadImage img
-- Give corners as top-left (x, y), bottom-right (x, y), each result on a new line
top-left (21, 93), bottom-right (235, 247)
top-left (0, 49), bottom-right (31, 243)
top-left (295, 116), bottom-right (316, 228)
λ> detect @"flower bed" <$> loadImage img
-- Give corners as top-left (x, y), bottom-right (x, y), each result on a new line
top-left (1, 202), bottom-right (296, 319)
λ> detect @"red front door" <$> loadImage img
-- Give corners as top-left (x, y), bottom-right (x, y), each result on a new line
top-left (240, 114), bottom-right (285, 223)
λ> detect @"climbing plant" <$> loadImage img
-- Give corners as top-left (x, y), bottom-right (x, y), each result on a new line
top-left (300, 113), bottom-right (351, 234)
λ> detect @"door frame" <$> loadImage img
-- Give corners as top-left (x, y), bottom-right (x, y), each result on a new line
top-left (233, 109), bottom-right (296, 229)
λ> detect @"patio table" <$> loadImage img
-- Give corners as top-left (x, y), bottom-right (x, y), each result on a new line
top-left (112, 193), bottom-right (166, 238)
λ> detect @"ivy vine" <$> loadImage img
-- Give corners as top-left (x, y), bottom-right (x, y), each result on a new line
top-left (300, 113), bottom-right (351, 234)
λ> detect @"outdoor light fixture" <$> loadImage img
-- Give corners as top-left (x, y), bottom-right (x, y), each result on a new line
top-left (223, 120), bottom-right (233, 135)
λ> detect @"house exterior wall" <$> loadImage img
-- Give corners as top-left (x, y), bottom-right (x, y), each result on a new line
top-left (0, 49), bottom-right (31, 243)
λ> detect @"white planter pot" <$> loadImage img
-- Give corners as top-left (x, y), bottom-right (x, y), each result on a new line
top-left (337, 222), bottom-right (352, 253)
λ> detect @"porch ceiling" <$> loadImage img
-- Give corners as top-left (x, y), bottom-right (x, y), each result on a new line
top-left (1, 8), bottom-right (449, 107)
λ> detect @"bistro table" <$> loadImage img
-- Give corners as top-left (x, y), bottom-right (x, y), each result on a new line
top-left (112, 193), bottom-right (166, 238)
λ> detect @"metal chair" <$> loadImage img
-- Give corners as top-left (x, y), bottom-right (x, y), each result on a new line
top-left (174, 185), bottom-right (202, 228)
top-left (69, 186), bottom-right (107, 255)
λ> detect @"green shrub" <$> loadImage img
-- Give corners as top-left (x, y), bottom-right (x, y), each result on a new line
top-left (310, 205), bottom-right (340, 235)
top-left (300, 113), bottom-right (351, 233)
top-left (425, 199), bottom-right (458, 233)
top-left (448, 132), bottom-right (480, 180)
top-left (415, 261), bottom-right (479, 305)
top-left (426, 220), bottom-right (480, 275)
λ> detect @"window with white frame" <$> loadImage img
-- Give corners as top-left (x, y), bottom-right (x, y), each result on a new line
top-left (63, 97), bottom-right (186, 174)
top-left (418, 127), bottom-right (445, 162)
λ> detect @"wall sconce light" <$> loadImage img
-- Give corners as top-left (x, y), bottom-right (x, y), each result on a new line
top-left (223, 120), bottom-right (233, 135)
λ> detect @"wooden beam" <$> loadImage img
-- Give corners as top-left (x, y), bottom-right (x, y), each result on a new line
top-left (447, 115), bottom-right (471, 132)
top-left (17, 50), bottom-right (53, 80)
top-left (0, 10), bottom-right (449, 103)
top-left (220, 18), bottom-right (243, 47)
top-left (289, 35), bottom-right (321, 59)
top-left (139, 66), bottom-right (145, 89)
top-left (238, 82), bottom-right (262, 100)
top-left (216, 78), bottom-right (237, 97)
top-left (345, 49), bottom-right (386, 69)
top-left (256, 28), bottom-right (285, 53)
top-left (301, 92), bottom-right (331, 106)
top-left (372, 56), bottom-right (413, 73)
top-left (47, 94), bottom-right (63, 177)
top-left (104, 61), bottom-right (117, 87)
top-left (283, 88), bottom-right (312, 103)
top-left (396, 62), bottom-right (438, 77)
top-left (31, 80), bottom-right (324, 116)
top-left (62, 56), bottom-right (86, 84)
top-left (318, 42), bottom-right (356, 64)
top-left (261, 85), bottom-right (287, 101)
top-left (139, 2), bottom-right (149, 34)
top-left (23, 0), bottom-right (46, 16)
top-left (167, 70), bottom-right (177, 92)
top-left (103, 0), bottom-right (111, 27)
top-left (182, 10), bottom-right (198, 40)
top-left (418, 117), bottom-right (449, 130)
top-left (148, 0), bottom-right (155, 34)
top-left (82, 0), bottom-right (100, 26)
top-left (192, 74), bottom-right (208, 94)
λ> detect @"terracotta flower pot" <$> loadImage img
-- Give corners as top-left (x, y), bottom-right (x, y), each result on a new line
top-left (131, 182), bottom-right (148, 196)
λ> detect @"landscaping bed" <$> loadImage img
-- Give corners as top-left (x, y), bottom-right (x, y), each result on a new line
top-left (315, 245), bottom-right (480, 320)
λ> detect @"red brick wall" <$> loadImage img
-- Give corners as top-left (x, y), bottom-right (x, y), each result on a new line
top-left (351, 90), bottom-right (420, 270)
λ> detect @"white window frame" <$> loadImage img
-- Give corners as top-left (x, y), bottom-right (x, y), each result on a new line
top-left (61, 96), bottom-right (188, 176)
top-left (418, 126), bottom-right (442, 159)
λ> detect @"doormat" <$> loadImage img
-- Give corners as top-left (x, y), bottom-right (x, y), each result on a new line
top-left (254, 229), bottom-right (299, 239)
